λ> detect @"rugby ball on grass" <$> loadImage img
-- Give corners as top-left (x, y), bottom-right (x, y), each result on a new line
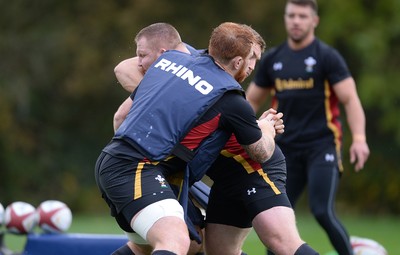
top-left (351, 236), bottom-right (387, 255)
top-left (37, 200), bottom-right (72, 233)
top-left (0, 202), bottom-right (4, 226)
top-left (4, 201), bottom-right (38, 234)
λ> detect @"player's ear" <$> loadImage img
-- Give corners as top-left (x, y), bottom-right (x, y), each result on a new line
top-left (160, 48), bottom-right (167, 54)
top-left (313, 15), bottom-right (319, 28)
top-left (233, 56), bottom-right (243, 70)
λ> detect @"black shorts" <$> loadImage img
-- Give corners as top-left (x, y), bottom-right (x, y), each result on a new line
top-left (95, 151), bottom-right (205, 232)
top-left (206, 146), bottom-right (292, 228)
top-left (95, 152), bottom-right (177, 231)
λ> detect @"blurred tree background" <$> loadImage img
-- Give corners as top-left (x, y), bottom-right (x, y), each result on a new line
top-left (0, 0), bottom-right (399, 216)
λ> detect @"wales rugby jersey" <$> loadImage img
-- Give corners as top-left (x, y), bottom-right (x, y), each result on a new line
top-left (253, 38), bottom-right (352, 148)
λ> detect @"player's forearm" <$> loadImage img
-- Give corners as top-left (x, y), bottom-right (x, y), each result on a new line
top-left (113, 97), bottom-right (133, 132)
top-left (243, 116), bottom-right (277, 162)
top-left (345, 98), bottom-right (367, 142)
top-left (243, 133), bottom-right (275, 163)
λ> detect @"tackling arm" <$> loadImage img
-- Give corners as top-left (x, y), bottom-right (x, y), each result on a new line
top-left (242, 114), bottom-right (277, 163)
top-left (113, 97), bottom-right (133, 132)
top-left (114, 57), bottom-right (144, 93)
top-left (113, 57), bottom-right (144, 132)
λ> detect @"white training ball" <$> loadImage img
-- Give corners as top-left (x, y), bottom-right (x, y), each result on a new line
top-left (4, 201), bottom-right (38, 234)
top-left (351, 236), bottom-right (388, 255)
top-left (37, 200), bottom-right (72, 233)
top-left (0, 203), bottom-right (4, 226)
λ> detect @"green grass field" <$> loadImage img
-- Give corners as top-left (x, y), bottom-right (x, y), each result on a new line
top-left (2, 212), bottom-right (399, 254)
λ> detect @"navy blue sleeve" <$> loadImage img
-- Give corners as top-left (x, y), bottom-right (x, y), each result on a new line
top-left (324, 47), bottom-right (352, 86)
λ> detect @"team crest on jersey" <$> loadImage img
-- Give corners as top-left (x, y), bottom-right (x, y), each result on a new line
top-left (304, 57), bottom-right (316, 72)
top-left (155, 175), bottom-right (167, 188)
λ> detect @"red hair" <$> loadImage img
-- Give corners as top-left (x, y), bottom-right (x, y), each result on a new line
top-left (208, 22), bottom-right (265, 65)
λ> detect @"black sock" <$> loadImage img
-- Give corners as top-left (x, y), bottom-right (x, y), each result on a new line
top-left (294, 243), bottom-right (319, 255)
top-left (151, 250), bottom-right (177, 255)
top-left (112, 244), bottom-right (135, 255)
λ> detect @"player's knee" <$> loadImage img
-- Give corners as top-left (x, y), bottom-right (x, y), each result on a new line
top-left (131, 199), bottom-right (185, 242)
top-left (259, 221), bottom-right (303, 253)
top-left (263, 232), bottom-right (285, 253)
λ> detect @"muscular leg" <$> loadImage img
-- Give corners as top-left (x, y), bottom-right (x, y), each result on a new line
top-left (204, 223), bottom-right (251, 255)
top-left (265, 147), bottom-right (317, 255)
top-left (253, 206), bottom-right (305, 255)
top-left (146, 216), bottom-right (190, 255)
top-left (117, 227), bottom-right (203, 255)
top-left (131, 199), bottom-right (191, 255)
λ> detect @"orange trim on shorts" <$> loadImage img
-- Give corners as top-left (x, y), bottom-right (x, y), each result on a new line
top-left (220, 150), bottom-right (255, 174)
top-left (221, 149), bottom-right (281, 195)
top-left (257, 169), bottom-right (281, 195)
top-left (134, 162), bottom-right (145, 199)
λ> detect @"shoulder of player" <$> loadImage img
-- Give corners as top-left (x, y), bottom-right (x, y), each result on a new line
top-left (216, 91), bottom-right (253, 116)
top-left (219, 90), bottom-right (245, 101)
top-left (213, 91), bottom-right (243, 106)
top-left (183, 42), bottom-right (207, 56)
top-left (313, 38), bottom-right (342, 58)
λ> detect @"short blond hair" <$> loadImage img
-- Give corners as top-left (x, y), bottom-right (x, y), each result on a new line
top-left (135, 23), bottom-right (182, 50)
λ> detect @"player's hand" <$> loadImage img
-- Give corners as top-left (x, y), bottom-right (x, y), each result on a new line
top-left (257, 114), bottom-right (276, 138)
top-left (273, 116), bottom-right (284, 134)
top-left (259, 108), bottom-right (284, 134)
top-left (259, 108), bottom-right (276, 120)
top-left (350, 140), bottom-right (370, 172)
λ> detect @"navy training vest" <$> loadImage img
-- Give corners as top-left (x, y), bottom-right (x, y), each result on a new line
top-left (115, 50), bottom-right (243, 161)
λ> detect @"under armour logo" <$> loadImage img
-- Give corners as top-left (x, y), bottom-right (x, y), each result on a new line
top-left (325, 153), bottom-right (335, 162)
top-left (247, 188), bottom-right (256, 195)
top-left (273, 62), bottom-right (283, 71)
